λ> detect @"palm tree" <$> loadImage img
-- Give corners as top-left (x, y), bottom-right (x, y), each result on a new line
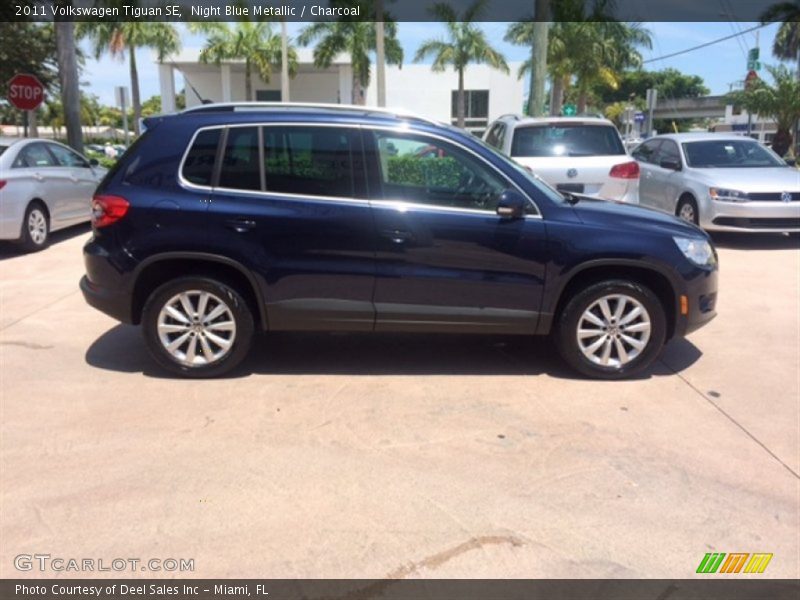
top-left (78, 22), bottom-right (180, 135)
top-left (190, 22), bottom-right (298, 103)
top-left (507, 18), bottom-right (650, 115)
top-left (297, 2), bottom-right (403, 106)
top-left (54, 21), bottom-right (83, 152)
top-left (728, 64), bottom-right (800, 157)
top-left (415, 0), bottom-right (508, 128)
top-left (761, 2), bottom-right (800, 62)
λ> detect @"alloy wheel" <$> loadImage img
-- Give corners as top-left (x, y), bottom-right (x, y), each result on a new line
top-left (27, 209), bottom-right (47, 245)
top-left (678, 203), bottom-right (696, 223)
top-left (156, 290), bottom-right (237, 367)
top-left (576, 293), bottom-right (652, 368)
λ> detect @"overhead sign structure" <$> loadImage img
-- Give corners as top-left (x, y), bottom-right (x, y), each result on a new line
top-left (7, 73), bottom-right (45, 111)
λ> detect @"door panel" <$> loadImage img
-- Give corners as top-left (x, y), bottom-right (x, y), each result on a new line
top-left (206, 124), bottom-right (376, 331)
top-left (366, 130), bottom-right (547, 333)
top-left (632, 140), bottom-right (662, 208)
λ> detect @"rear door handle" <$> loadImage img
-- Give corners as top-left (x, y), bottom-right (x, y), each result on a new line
top-left (381, 229), bottom-right (413, 244)
top-left (225, 218), bottom-right (257, 233)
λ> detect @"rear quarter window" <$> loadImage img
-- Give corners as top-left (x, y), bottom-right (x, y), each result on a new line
top-left (182, 129), bottom-right (222, 186)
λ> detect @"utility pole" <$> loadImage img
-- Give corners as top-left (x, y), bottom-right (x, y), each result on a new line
top-left (281, 20), bottom-right (290, 102)
top-left (528, 0), bottom-right (550, 117)
top-left (375, 0), bottom-right (386, 107)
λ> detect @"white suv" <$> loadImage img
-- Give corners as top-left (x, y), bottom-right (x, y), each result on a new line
top-left (484, 116), bottom-right (639, 204)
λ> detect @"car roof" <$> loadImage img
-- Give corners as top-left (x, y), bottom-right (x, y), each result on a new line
top-left (651, 132), bottom-right (759, 143)
top-left (0, 136), bottom-right (27, 147)
top-left (497, 115), bottom-right (615, 127)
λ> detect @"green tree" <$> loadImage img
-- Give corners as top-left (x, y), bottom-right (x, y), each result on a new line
top-left (596, 68), bottom-right (709, 104)
top-left (415, 0), bottom-right (508, 127)
top-left (191, 21), bottom-right (298, 103)
top-left (298, 1), bottom-right (403, 105)
top-left (78, 21), bottom-right (180, 135)
top-left (727, 64), bottom-right (800, 156)
top-left (761, 2), bottom-right (800, 62)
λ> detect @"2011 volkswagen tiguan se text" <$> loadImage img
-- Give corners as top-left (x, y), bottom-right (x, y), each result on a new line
top-left (80, 103), bottom-right (718, 379)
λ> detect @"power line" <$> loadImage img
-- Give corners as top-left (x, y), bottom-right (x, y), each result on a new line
top-left (642, 22), bottom-right (772, 64)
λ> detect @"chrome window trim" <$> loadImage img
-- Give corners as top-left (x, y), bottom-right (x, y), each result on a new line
top-left (177, 121), bottom-right (542, 218)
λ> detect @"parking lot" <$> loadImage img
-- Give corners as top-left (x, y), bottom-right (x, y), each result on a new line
top-left (0, 225), bottom-right (798, 579)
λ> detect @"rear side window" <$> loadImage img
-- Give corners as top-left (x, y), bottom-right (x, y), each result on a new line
top-left (262, 126), bottom-right (357, 198)
top-left (182, 129), bottom-right (221, 186)
top-left (511, 124), bottom-right (626, 157)
top-left (220, 127), bottom-right (261, 191)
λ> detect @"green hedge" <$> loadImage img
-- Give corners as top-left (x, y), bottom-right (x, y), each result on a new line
top-left (386, 156), bottom-right (462, 188)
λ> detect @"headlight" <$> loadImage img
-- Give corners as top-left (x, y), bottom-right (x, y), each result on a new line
top-left (673, 236), bottom-right (716, 267)
top-left (709, 187), bottom-right (748, 202)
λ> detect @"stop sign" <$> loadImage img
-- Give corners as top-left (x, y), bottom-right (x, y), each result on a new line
top-left (7, 73), bottom-right (45, 111)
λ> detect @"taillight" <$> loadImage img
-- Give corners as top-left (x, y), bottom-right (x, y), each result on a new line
top-left (91, 194), bottom-right (129, 228)
top-left (0, 180), bottom-right (7, 190)
top-left (609, 161), bottom-right (640, 179)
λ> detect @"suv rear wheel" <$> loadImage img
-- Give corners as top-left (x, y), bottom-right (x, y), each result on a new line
top-left (142, 277), bottom-right (254, 377)
top-left (555, 280), bottom-right (666, 379)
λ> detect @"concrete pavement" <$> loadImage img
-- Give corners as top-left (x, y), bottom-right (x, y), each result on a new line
top-left (1, 226), bottom-right (798, 579)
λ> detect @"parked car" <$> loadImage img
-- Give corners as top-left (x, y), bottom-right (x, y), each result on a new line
top-left (484, 115), bottom-right (640, 203)
top-left (632, 133), bottom-right (800, 233)
top-left (80, 103), bottom-right (718, 379)
top-left (0, 137), bottom-right (107, 251)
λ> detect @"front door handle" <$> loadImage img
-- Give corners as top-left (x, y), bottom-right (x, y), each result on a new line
top-left (225, 218), bottom-right (257, 233)
top-left (381, 229), bottom-right (413, 244)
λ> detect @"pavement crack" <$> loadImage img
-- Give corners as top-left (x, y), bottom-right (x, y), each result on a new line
top-left (658, 357), bottom-right (799, 480)
top-left (0, 289), bottom-right (79, 332)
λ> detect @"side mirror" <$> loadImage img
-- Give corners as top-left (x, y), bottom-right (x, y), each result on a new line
top-left (660, 159), bottom-right (681, 171)
top-left (495, 189), bottom-right (527, 219)
top-left (785, 158), bottom-right (797, 167)
top-left (89, 158), bottom-right (99, 167)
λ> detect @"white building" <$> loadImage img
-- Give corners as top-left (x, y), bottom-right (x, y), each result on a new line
top-left (158, 48), bottom-right (524, 135)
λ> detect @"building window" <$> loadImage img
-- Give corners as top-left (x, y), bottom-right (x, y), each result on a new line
top-left (256, 90), bottom-right (282, 102)
top-left (451, 90), bottom-right (489, 130)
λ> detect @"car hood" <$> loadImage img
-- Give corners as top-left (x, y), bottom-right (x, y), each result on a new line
top-left (690, 167), bottom-right (800, 192)
top-left (569, 196), bottom-right (706, 238)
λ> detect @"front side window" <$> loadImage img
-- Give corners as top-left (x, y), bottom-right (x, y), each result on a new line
top-left (14, 143), bottom-right (56, 168)
top-left (657, 140), bottom-right (680, 166)
top-left (262, 126), bottom-right (357, 198)
top-left (47, 143), bottom-right (89, 168)
top-left (182, 128), bottom-right (221, 186)
top-left (682, 140), bottom-right (785, 169)
top-left (219, 126), bottom-right (261, 191)
top-left (511, 124), bottom-right (626, 157)
top-left (372, 132), bottom-right (508, 212)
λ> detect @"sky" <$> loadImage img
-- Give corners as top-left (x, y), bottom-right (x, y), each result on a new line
top-left (79, 21), bottom-right (783, 107)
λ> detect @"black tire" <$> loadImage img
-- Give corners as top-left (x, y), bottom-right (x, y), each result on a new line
top-left (142, 277), bottom-right (254, 378)
top-left (676, 195), bottom-right (699, 225)
top-left (19, 202), bottom-right (49, 252)
top-left (555, 280), bottom-right (667, 380)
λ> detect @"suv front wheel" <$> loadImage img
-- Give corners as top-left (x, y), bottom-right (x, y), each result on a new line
top-left (555, 280), bottom-right (667, 379)
top-left (142, 277), bottom-right (254, 377)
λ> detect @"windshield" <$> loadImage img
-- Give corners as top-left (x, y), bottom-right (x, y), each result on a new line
top-left (511, 124), bottom-right (626, 157)
top-left (682, 140), bottom-right (785, 168)
top-left (476, 136), bottom-right (565, 205)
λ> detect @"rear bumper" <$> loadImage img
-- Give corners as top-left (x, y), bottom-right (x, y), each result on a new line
top-left (80, 275), bottom-right (134, 323)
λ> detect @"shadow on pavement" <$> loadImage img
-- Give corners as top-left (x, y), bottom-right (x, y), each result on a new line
top-left (86, 325), bottom-right (702, 381)
top-left (0, 222), bottom-right (91, 260)
top-left (710, 231), bottom-right (799, 251)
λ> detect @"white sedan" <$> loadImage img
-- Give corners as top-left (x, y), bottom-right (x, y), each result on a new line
top-left (0, 137), bottom-right (107, 251)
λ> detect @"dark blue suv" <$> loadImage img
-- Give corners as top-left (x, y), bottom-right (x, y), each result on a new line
top-left (81, 103), bottom-right (718, 379)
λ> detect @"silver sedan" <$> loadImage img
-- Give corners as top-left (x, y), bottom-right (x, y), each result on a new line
top-left (0, 137), bottom-right (107, 251)
top-left (632, 133), bottom-right (799, 233)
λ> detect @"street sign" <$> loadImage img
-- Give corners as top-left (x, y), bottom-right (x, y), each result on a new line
top-left (562, 103), bottom-right (577, 116)
top-left (745, 69), bottom-right (759, 89)
top-left (7, 73), bottom-right (45, 111)
top-left (747, 47), bottom-right (759, 61)
top-left (634, 112), bottom-right (645, 123)
top-left (747, 60), bottom-right (761, 71)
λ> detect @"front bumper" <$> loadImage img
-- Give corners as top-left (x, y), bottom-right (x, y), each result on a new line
top-left (701, 200), bottom-right (800, 232)
top-left (675, 265), bottom-right (718, 337)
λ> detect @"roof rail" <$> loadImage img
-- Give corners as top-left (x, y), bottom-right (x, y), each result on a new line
top-left (180, 101), bottom-right (440, 125)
